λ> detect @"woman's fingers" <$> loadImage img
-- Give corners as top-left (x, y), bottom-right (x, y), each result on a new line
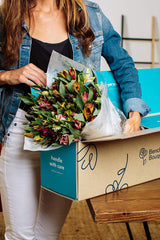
top-left (123, 111), bottom-right (141, 134)
top-left (21, 70), bottom-right (46, 86)
top-left (1, 63), bottom-right (47, 86)
top-left (21, 63), bottom-right (46, 86)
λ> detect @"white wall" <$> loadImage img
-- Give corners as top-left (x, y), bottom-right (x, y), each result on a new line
top-left (1, 0), bottom-right (159, 70)
top-left (94, 0), bottom-right (160, 70)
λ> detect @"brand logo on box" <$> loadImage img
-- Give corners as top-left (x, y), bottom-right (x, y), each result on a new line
top-left (139, 147), bottom-right (160, 165)
top-left (139, 148), bottom-right (148, 165)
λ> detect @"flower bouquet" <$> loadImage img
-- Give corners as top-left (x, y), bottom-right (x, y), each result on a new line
top-left (21, 67), bottom-right (102, 147)
top-left (21, 50), bottom-right (124, 150)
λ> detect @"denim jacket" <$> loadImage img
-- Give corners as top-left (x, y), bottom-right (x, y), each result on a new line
top-left (0, 0), bottom-right (150, 143)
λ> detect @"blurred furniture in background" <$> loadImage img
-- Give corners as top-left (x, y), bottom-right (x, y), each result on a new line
top-left (121, 15), bottom-right (159, 68)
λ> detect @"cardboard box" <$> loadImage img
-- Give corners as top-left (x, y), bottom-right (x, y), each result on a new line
top-left (40, 68), bottom-right (160, 201)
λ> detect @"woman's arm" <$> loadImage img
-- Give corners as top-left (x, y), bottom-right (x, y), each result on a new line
top-left (97, 7), bottom-right (150, 133)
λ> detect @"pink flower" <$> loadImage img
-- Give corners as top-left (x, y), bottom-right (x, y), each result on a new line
top-left (81, 92), bottom-right (89, 103)
top-left (74, 119), bottom-right (82, 130)
top-left (60, 134), bottom-right (69, 145)
top-left (58, 114), bottom-right (66, 120)
top-left (39, 100), bottom-right (52, 108)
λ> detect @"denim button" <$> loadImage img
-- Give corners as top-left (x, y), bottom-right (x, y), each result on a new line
top-left (76, 44), bottom-right (80, 49)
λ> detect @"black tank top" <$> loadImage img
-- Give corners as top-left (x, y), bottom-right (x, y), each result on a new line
top-left (19, 38), bottom-right (73, 111)
top-left (30, 37), bottom-right (73, 72)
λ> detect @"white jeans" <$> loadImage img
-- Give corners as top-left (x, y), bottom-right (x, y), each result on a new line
top-left (0, 109), bottom-right (72, 240)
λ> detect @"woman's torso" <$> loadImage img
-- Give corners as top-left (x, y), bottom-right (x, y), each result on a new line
top-left (0, 0), bottom-right (141, 143)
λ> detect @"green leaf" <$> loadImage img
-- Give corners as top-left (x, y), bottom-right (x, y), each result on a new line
top-left (87, 87), bottom-right (94, 102)
top-left (24, 115), bottom-right (34, 122)
top-left (66, 74), bottom-right (72, 81)
top-left (20, 96), bottom-right (36, 105)
top-left (68, 125), bottom-right (81, 138)
top-left (78, 72), bottom-right (85, 83)
top-left (31, 85), bottom-right (49, 91)
top-left (73, 113), bottom-right (85, 122)
top-left (93, 108), bottom-right (99, 116)
top-left (57, 77), bottom-right (68, 84)
top-left (91, 70), bottom-right (98, 84)
top-left (79, 81), bottom-right (86, 94)
top-left (75, 94), bottom-right (84, 111)
top-left (51, 142), bottom-right (60, 146)
top-left (59, 82), bottom-right (66, 98)
top-left (68, 135), bottom-right (74, 145)
top-left (67, 80), bottom-right (75, 93)
top-left (52, 104), bottom-right (59, 109)
top-left (62, 128), bottom-right (69, 134)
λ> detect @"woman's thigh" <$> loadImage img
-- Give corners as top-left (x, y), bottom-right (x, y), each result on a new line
top-left (0, 109), bottom-right (41, 240)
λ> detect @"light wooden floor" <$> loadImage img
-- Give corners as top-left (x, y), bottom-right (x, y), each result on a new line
top-left (0, 200), bottom-right (160, 240)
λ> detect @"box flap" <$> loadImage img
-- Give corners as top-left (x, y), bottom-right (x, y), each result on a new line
top-left (82, 126), bottom-right (160, 143)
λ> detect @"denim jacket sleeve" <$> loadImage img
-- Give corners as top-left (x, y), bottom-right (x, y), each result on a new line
top-left (99, 7), bottom-right (150, 117)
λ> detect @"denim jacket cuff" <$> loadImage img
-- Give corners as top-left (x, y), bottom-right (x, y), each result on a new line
top-left (123, 98), bottom-right (151, 118)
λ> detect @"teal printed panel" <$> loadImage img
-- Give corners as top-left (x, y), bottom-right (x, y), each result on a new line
top-left (40, 142), bottom-right (77, 200)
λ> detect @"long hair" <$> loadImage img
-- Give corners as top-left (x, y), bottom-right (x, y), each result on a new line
top-left (0, 0), bottom-right (95, 67)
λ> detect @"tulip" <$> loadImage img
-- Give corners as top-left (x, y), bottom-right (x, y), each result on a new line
top-left (81, 92), bottom-right (89, 103)
top-left (82, 103), bottom-right (95, 121)
top-left (69, 68), bottom-right (76, 80)
top-left (74, 119), bottom-right (82, 130)
top-left (58, 70), bottom-right (68, 78)
top-left (73, 81), bottom-right (80, 91)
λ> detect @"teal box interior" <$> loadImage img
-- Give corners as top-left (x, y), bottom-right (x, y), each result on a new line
top-left (96, 68), bottom-right (160, 128)
top-left (41, 68), bottom-right (160, 200)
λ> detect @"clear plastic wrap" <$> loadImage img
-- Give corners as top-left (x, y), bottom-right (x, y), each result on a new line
top-left (81, 83), bottom-right (126, 140)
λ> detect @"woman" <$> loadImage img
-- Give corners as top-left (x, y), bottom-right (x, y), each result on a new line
top-left (0, 0), bottom-right (150, 239)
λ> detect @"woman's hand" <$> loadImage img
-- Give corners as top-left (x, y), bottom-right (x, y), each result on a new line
top-left (0, 63), bottom-right (46, 87)
top-left (123, 111), bottom-right (141, 134)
